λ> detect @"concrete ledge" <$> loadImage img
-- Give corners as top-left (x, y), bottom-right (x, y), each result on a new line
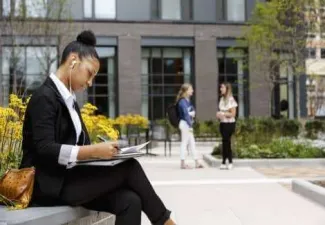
top-left (203, 154), bottom-right (325, 167)
top-left (0, 206), bottom-right (115, 225)
top-left (292, 179), bottom-right (325, 208)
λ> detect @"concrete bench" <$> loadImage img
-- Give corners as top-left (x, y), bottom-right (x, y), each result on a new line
top-left (0, 206), bottom-right (115, 225)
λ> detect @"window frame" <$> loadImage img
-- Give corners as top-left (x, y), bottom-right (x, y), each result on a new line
top-left (87, 46), bottom-right (118, 118)
top-left (1, 40), bottom-right (58, 104)
top-left (217, 0), bottom-right (247, 22)
top-left (151, 0), bottom-right (193, 21)
top-left (217, 47), bottom-right (250, 117)
top-left (141, 47), bottom-right (195, 121)
top-left (83, 0), bottom-right (117, 20)
top-left (2, 0), bottom-right (48, 18)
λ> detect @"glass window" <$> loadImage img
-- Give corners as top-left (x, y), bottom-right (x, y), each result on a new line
top-left (1, 46), bottom-right (57, 105)
top-left (227, 0), bottom-right (245, 21)
top-left (216, 0), bottom-right (225, 20)
top-left (321, 49), bottom-right (325, 59)
top-left (306, 48), bottom-right (316, 59)
top-left (95, 0), bottom-right (116, 19)
top-left (84, 0), bottom-right (116, 19)
top-left (88, 47), bottom-right (117, 117)
top-left (161, 0), bottom-right (181, 20)
top-left (181, 0), bottom-right (193, 20)
top-left (2, 0), bottom-right (47, 17)
top-left (2, 0), bottom-right (11, 16)
top-left (25, 0), bottom-right (47, 17)
top-left (84, 0), bottom-right (92, 18)
top-left (217, 48), bottom-right (249, 118)
top-left (141, 47), bottom-right (193, 121)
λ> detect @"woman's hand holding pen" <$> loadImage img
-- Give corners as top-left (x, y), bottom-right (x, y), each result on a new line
top-left (78, 142), bottom-right (120, 160)
top-left (94, 142), bottom-right (120, 159)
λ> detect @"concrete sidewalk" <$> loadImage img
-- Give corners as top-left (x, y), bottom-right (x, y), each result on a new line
top-left (138, 146), bottom-right (325, 225)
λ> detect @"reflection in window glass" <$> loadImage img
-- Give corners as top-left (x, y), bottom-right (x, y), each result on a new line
top-left (227, 0), bottom-right (245, 21)
top-left (2, 0), bottom-right (10, 16)
top-left (141, 47), bottom-right (193, 121)
top-left (84, 0), bottom-right (92, 18)
top-left (161, 0), bottom-right (181, 20)
top-left (95, 0), bottom-right (116, 19)
top-left (1, 46), bottom-right (57, 105)
top-left (25, 0), bottom-right (47, 17)
top-left (217, 48), bottom-right (248, 117)
top-left (88, 47), bottom-right (117, 117)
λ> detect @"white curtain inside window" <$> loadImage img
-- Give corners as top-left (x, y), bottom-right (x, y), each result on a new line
top-left (95, 0), bottom-right (116, 19)
top-left (1, 46), bottom-right (57, 105)
top-left (84, 0), bottom-right (92, 18)
top-left (26, 0), bottom-right (47, 18)
top-left (161, 0), bottom-right (181, 20)
top-left (183, 49), bottom-right (191, 83)
top-left (108, 57), bottom-right (116, 118)
top-left (2, 0), bottom-right (10, 16)
top-left (163, 48), bottom-right (182, 58)
top-left (141, 58), bottom-right (149, 118)
top-left (13, 0), bottom-right (23, 16)
top-left (26, 47), bottom-right (57, 90)
top-left (227, 0), bottom-right (245, 21)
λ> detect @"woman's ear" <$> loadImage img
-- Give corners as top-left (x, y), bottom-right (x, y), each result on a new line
top-left (68, 53), bottom-right (80, 69)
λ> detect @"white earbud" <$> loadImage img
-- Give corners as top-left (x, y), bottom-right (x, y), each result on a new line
top-left (71, 60), bottom-right (77, 69)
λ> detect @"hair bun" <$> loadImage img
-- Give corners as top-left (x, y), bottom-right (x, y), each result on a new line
top-left (76, 30), bottom-right (96, 46)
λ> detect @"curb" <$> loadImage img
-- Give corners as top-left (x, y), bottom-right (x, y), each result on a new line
top-left (203, 154), bottom-right (325, 167)
top-left (292, 179), bottom-right (325, 208)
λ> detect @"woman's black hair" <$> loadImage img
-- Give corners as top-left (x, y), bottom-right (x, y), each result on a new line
top-left (60, 30), bottom-right (99, 65)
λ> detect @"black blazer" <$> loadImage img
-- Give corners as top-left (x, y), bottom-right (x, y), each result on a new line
top-left (20, 77), bottom-right (91, 204)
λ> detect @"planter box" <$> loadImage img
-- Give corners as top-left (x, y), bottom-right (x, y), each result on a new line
top-left (292, 179), bottom-right (325, 208)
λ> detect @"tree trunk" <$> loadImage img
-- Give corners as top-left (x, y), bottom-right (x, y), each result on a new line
top-left (295, 75), bottom-right (300, 119)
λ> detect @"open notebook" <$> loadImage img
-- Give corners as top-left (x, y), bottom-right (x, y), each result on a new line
top-left (67, 141), bottom-right (150, 169)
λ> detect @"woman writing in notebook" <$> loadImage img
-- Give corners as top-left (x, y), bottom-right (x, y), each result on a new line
top-left (20, 30), bottom-right (176, 225)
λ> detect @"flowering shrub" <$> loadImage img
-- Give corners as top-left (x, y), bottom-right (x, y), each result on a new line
top-left (0, 94), bottom-right (29, 176)
top-left (80, 103), bottom-right (119, 142)
top-left (0, 95), bottom-right (150, 176)
top-left (115, 114), bottom-right (149, 129)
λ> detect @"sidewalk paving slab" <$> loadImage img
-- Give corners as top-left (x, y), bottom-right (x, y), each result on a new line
top-left (139, 155), bottom-right (325, 225)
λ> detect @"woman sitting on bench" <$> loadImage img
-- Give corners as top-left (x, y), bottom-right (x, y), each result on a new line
top-left (20, 30), bottom-right (176, 225)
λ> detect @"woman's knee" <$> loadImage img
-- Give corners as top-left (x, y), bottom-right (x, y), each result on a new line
top-left (120, 190), bottom-right (142, 213)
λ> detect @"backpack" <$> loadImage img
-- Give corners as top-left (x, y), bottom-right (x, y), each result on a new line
top-left (166, 102), bottom-right (180, 129)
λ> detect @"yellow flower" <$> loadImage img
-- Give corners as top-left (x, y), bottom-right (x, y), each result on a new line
top-left (80, 103), bottom-right (119, 142)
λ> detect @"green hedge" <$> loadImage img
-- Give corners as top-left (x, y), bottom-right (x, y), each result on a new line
top-left (305, 120), bottom-right (325, 139)
top-left (212, 138), bottom-right (325, 159)
top-left (156, 117), bottom-right (325, 141)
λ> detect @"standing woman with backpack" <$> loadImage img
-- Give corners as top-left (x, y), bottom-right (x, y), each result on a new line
top-left (176, 83), bottom-right (203, 169)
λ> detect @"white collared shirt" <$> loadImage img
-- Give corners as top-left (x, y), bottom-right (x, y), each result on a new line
top-left (50, 73), bottom-right (81, 163)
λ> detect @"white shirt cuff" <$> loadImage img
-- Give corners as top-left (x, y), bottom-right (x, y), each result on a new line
top-left (69, 146), bottom-right (80, 163)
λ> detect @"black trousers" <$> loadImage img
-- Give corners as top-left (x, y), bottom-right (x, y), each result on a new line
top-left (60, 159), bottom-right (170, 225)
top-left (219, 122), bottom-right (236, 164)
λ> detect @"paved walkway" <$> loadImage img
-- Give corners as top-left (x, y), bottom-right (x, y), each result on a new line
top-left (137, 144), bottom-right (325, 225)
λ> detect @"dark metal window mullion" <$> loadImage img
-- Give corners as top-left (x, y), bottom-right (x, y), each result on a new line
top-left (92, 0), bottom-right (95, 18)
top-left (161, 48), bottom-right (165, 118)
top-left (223, 49), bottom-right (227, 82)
top-left (149, 48), bottom-right (154, 121)
top-left (223, 0), bottom-right (227, 21)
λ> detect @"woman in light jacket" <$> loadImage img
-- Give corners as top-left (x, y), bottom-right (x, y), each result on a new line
top-left (176, 83), bottom-right (203, 169)
top-left (216, 82), bottom-right (238, 170)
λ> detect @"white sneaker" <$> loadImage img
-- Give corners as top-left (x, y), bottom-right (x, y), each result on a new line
top-left (227, 164), bottom-right (233, 170)
top-left (220, 164), bottom-right (227, 170)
